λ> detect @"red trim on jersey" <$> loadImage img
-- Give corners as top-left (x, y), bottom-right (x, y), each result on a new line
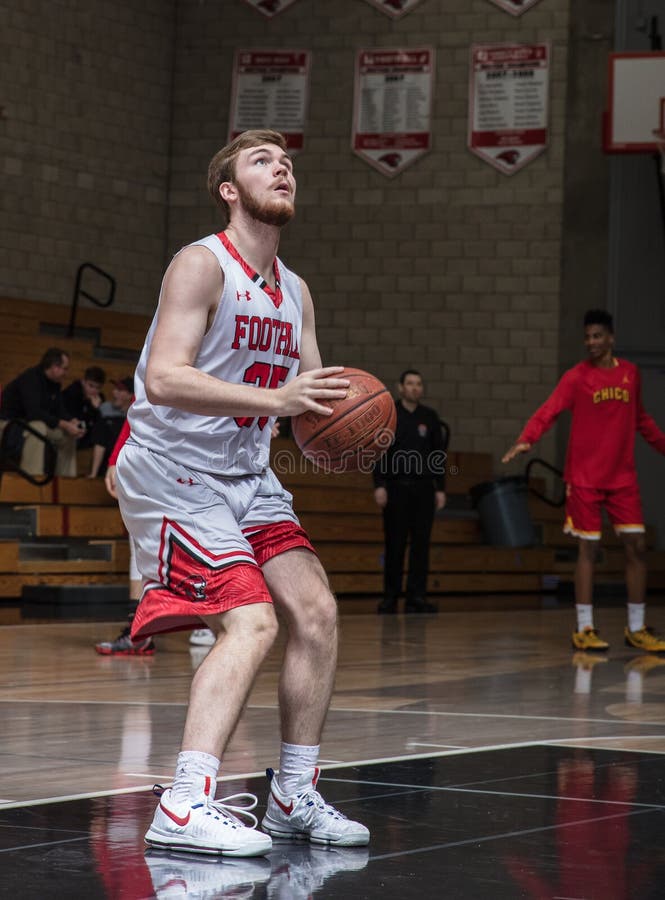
top-left (217, 231), bottom-right (283, 309)
top-left (108, 417), bottom-right (131, 466)
top-left (157, 517), bottom-right (256, 586)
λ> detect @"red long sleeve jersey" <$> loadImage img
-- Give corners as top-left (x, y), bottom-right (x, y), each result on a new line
top-left (518, 358), bottom-right (665, 489)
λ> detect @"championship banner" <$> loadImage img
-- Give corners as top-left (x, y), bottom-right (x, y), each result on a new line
top-left (468, 43), bottom-right (550, 175)
top-left (362, 0), bottom-right (426, 18)
top-left (241, 0), bottom-right (300, 16)
top-left (486, 0), bottom-right (543, 16)
top-left (229, 50), bottom-right (311, 152)
top-left (352, 47), bottom-right (434, 178)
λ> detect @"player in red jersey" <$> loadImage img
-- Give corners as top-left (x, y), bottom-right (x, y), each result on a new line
top-left (503, 310), bottom-right (665, 653)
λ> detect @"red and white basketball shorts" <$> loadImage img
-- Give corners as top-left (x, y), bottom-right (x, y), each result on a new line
top-left (116, 442), bottom-right (315, 639)
top-left (563, 482), bottom-right (645, 541)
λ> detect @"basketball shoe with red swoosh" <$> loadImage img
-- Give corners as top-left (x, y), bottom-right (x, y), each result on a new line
top-left (144, 779), bottom-right (272, 857)
top-left (261, 768), bottom-right (370, 846)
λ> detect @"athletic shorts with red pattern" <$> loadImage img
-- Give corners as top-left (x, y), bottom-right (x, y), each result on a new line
top-left (115, 442), bottom-right (316, 640)
top-left (563, 482), bottom-right (645, 541)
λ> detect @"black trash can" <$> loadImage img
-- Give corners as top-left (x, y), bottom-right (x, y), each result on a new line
top-left (469, 476), bottom-right (537, 547)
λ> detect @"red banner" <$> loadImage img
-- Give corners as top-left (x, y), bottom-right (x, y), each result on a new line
top-left (362, 0), bottom-right (426, 18)
top-left (352, 48), bottom-right (434, 177)
top-left (229, 50), bottom-right (310, 152)
top-left (486, 0), bottom-right (543, 15)
top-left (468, 43), bottom-right (550, 175)
top-left (241, 0), bottom-right (300, 16)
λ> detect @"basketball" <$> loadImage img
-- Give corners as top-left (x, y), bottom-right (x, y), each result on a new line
top-left (291, 367), bottom-right (396, 471)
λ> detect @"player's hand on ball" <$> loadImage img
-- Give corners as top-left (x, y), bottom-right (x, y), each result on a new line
top-left (277, 367), bottom-right (349, 416)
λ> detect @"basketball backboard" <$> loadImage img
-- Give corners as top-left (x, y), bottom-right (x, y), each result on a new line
top-left (605, 51), bottom-right (665, 152)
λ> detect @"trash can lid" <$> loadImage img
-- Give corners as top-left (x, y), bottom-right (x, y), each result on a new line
top-left (469, 476), bottom-right (527, 507)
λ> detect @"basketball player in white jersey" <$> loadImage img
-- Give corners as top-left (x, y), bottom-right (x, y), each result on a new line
top-left (115, 130), bottom-right (370, 856)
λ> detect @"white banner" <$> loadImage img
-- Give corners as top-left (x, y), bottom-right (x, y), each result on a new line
top-left (352, 47), bottom-right (434, 177)
top-left (229, 50), bottom-right (311, 152)
top-left (486, 0), bottom-right (543, 16)
top-left (468, 43), bottom-right (550, 175)
top-left (241, 0), bottom-right (300, 17)
top-left (362, 0), bottom-right (426, 18)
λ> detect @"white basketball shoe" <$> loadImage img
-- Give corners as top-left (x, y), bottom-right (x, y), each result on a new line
top-left (145, 781), bottom-right (272, 857)
top-left (261, 768), bottom-right (370, 847)
top-left (189, 628), bottom-right (216, 647)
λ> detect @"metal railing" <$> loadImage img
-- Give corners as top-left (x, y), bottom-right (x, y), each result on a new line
top-left (0, 419), bottom-right (57, 487)
top-left (525, 457), bottom-right (566, 508)
top-left (67, 262), bottom-right (116, 338)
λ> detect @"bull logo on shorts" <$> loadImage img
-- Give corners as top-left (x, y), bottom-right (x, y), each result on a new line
top-left (176, 574), bottom-right (208, 602)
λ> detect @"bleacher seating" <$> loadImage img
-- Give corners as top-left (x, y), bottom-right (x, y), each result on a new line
top-left (0, 297), bottom-right (664, 621)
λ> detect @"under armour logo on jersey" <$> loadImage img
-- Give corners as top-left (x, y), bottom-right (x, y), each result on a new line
top-left (177, 477), bottom-right (196, 486)
top-left (236, 290), bottom-right (252, 302)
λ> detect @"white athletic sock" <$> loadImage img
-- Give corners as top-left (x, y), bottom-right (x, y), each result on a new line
top-left (171, 750), bottom-right (220, 804)
top-left (277, 741), bottom-right (320, 796)
top-left (576, 604), bottom-right (594, 632)
top-left (627, 603), bottom-right (645, 633)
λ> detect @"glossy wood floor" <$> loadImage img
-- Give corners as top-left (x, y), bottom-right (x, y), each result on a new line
top-left (2, 602), bottom-right (665, 897)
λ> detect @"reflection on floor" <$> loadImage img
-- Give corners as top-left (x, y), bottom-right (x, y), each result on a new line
top-left (2, 606), bottom-right (665, 896)
top-left (1, 748), bottom-right (665, 898)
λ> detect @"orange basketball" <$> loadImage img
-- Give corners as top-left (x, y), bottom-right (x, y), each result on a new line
top-left (291, 368), bottom-right (396, 472)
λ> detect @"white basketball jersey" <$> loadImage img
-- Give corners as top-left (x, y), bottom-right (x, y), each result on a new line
top-left (128, 232), bottom-right (302, 475)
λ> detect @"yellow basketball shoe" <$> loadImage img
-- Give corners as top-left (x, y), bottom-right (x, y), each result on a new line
top-left (624, 626), bottom-right (665, 653)
top-left (571, 627), bottom-right (609, 651)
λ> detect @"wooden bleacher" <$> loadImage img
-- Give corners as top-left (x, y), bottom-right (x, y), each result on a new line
top-left (1, 297), bottom-right (664, 620)
top-left (0, 297), bottom-right (148, 620)
top-left (0, 296), bottom-right (150, 387)
top-left (270, 438), bottom-right (665, 605)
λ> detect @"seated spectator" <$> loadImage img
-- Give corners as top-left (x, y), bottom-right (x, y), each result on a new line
top-left (88, 376), bottom-right (134, 478)
top-left (62, 365), bottom-right (106, 449)
top-left (0, 347), bottom-right (85, 477)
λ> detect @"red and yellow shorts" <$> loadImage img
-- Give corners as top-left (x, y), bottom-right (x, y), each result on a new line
top-left (563, 482), bottom-right (645, 541)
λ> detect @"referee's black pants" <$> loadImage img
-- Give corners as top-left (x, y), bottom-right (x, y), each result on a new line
top-left (382, 479), bottom-right (436, 601)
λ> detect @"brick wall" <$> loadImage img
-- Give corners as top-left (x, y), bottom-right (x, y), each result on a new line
top-left (168, 0), bottom-right (570, 465)
top-left (2, 0), bottom-right (573, 468)
top-left (0, 0), bottom-right (174, 314)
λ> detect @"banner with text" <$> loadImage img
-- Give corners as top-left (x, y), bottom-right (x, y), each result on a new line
top-left (486, 0), bottom-right (543, 15)
top-left (468, 43), bottom-right (550, 175)
top-left (229, 50), bottom-right (311, 152)
top-left (242, 0), bottom-right (300, 16)
top-left (352, 47), bottom-right (434, 177)
top-left (362, 0), bottom-right (426, 18)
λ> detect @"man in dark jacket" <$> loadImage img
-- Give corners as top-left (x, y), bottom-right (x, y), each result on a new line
top-left (372, 369), bottom-right (447, 614)
top-left (62, 365), bottom-right (106, 449)
top-left (0, 347), bottom-right (85, 476)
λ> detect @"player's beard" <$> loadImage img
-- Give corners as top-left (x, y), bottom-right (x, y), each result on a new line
top-left (237, 182), bottom-right (295, 227)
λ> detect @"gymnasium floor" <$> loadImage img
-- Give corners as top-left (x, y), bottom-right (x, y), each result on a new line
top-left (1, 603), bottom-right (665, 898)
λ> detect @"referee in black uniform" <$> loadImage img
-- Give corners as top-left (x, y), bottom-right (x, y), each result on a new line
top-left (372, 370), bottom-right (447, 614)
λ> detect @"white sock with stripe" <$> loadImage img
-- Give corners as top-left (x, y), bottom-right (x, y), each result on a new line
top-left (171, 750), bottom-right (220, 804)
top-left (277, 741), bottom-right (320, 796)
